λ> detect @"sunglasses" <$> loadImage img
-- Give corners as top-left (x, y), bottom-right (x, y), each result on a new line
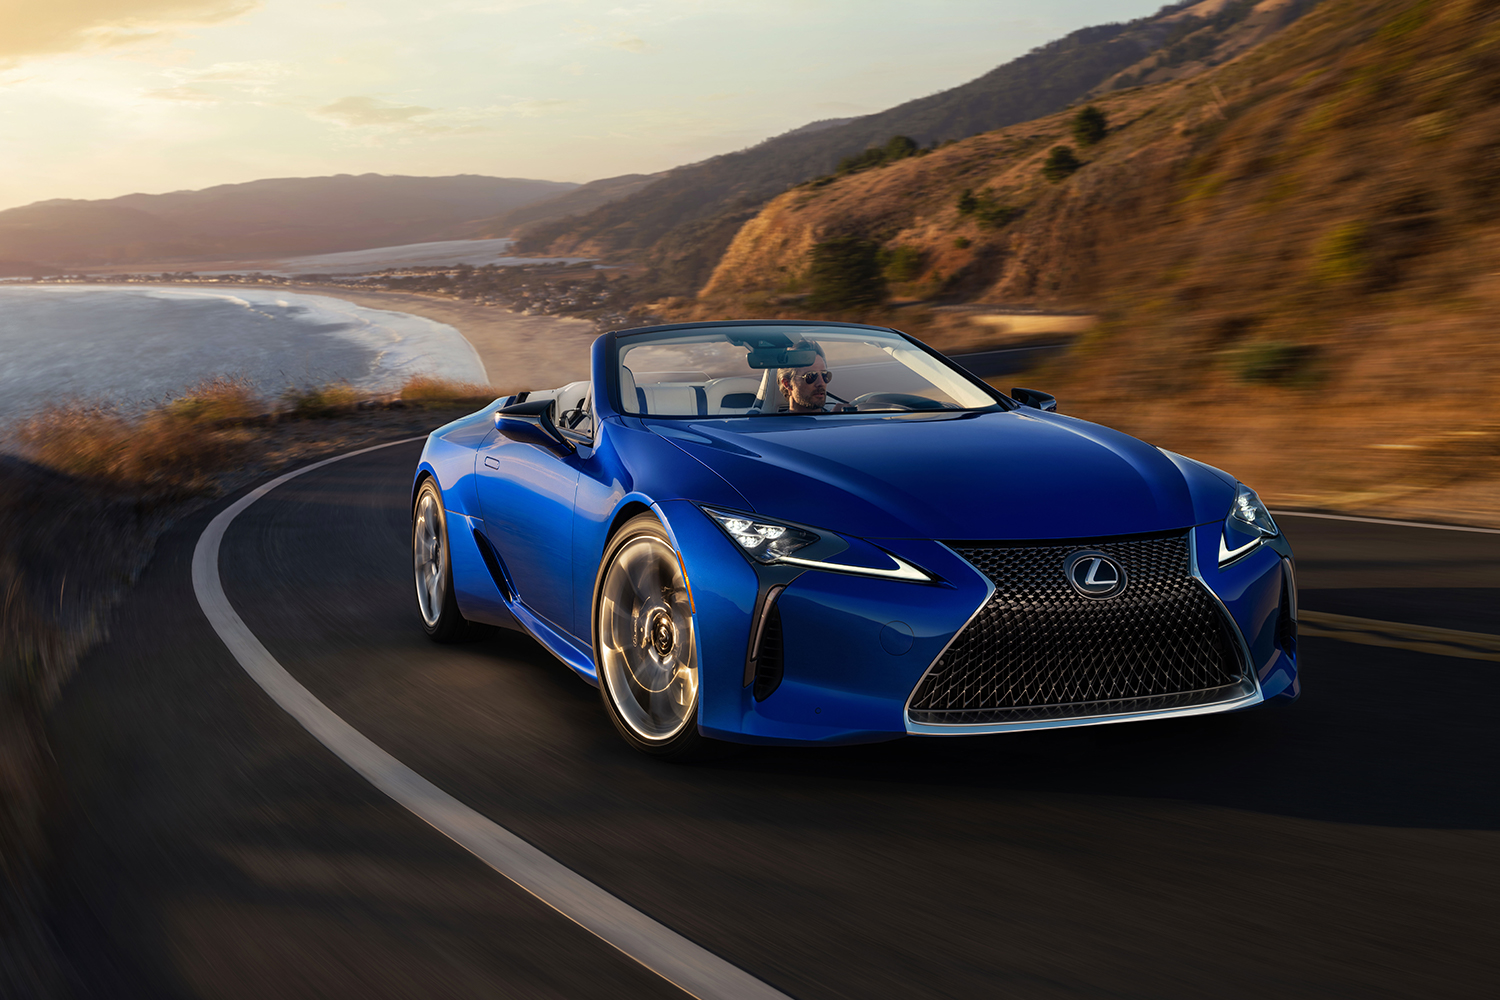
top-left (797, 370), bottom-right (833, 385)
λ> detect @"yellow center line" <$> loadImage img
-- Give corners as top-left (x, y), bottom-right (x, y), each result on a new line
top-left (1298, 610), bottom-right (1500, 663)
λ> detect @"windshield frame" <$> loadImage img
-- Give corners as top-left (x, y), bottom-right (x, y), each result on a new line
top-left (602, 320), bottom-right (1014, 420)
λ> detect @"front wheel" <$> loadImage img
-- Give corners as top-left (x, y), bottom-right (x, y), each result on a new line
top-left (594, 514), bottom-right (711, 759)
top-left (413, 479), bottom-right (487, 643)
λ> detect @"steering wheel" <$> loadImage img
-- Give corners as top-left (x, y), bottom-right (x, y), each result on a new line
top-left (850, 392), bottom-right (949, 411)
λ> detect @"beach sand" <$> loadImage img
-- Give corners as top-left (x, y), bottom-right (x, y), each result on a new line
top-left (293, 284), bottom-right (599, 394)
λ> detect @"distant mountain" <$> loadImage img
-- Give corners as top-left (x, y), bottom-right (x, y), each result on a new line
top-left (515, 0), bottom-right (1319, 298)
top-left (0, 173), bottom-right (578, 268)
top-left (482, 173), bottom-right (664, 236)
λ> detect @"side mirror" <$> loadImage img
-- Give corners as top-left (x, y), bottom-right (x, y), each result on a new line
top-left (494, 397), bottom-right (573, 451)
top-left (1010, 387), bottom-right (1057, 412)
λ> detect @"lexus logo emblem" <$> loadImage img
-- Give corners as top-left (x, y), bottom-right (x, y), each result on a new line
top-left (1064, 551), bottom-right (1127, 599)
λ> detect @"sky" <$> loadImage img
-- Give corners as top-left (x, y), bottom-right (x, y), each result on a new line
top-left (0, 0), bottom-right (1166, 211)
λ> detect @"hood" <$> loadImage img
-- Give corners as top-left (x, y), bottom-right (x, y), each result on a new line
top-left (650, 409), bottom-right (1215, 540)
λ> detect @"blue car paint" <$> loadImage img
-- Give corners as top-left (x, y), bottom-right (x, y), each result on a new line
top-left (644, 409), bottom-right (1208, 540)
top-left (569, 420), bottom-right (751, 643)
top-left (412, 321), bottom-right (1300, 746)
top-left (475, 425), bottom-right (582, 634)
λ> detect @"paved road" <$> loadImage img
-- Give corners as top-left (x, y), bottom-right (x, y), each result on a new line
top-left (47, 440), bottom-right (1500, 999)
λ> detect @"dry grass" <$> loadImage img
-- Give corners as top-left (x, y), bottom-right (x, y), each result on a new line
top-left (397, 373), bottom-right (499, 407)
top-left (8, 373), bottom-right (498, 498)
top-left (11, 377), bottom-right (263, 497)
top-left (280, 382), bottom-right (362, 418)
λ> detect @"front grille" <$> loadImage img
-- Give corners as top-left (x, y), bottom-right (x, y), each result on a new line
top-left (908, 533), bottom-right (1249, 726)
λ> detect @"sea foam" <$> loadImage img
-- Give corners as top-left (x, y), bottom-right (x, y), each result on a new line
top-left (0, 284), bottom-right (487, 424)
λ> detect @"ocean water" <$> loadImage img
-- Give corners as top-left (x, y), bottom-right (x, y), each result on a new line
top-left (262, 238), bottom-right (591, 275)
top-left (0, 285), bottom-right (488, 424)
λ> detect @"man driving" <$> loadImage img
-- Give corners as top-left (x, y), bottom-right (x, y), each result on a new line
top-left (777, 340), bottom-right (833, 413)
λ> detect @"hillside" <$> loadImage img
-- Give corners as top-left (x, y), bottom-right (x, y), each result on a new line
top-left (685, 0), bottom-right (1500, 524)
top-left (481, 172), bottom-right (663, 236)
top-left (0, 173), bottom-right (576, 270)
top-left (514, 0), bottom-right (1319, 297)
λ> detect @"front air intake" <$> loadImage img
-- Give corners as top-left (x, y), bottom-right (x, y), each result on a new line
top-left (908, 532), bottom-right (1252, 725)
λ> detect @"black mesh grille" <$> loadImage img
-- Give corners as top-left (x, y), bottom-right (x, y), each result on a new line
top-left (908, 533), bottom-right (1248, 725)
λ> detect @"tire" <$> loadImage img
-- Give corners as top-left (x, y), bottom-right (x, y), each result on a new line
top-left (412, 479), bottom-right (487, 643)
top-left (594, 514), bottom-right (713, 760)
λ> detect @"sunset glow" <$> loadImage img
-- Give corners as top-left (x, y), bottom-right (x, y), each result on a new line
top-left (0, 0), bottom-right (1161, 208)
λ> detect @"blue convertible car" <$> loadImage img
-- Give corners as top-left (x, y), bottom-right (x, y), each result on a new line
top-left (411, 321), bottom-right (1299, 757)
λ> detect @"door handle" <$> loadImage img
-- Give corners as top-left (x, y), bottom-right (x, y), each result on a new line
top-left (483, 456), bottom-right (500, 469)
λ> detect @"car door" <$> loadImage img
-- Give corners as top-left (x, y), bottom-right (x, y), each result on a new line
top-left (474, 410), bottom-right (582, 636)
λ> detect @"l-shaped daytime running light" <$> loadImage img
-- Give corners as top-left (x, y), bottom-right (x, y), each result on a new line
top-left (701, 507), bottom-right (931, 583)
top-left (1219, 484), bottom-right (1279, 566)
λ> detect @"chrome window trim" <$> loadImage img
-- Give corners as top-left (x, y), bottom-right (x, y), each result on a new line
top-left (903, 529), bottom-right (1264, 736)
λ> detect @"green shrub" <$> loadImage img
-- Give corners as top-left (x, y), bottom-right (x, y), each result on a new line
top-left (1236, 341), bottom-right (1318, 383)
top-left (1042, 146), bottom-right (1083, 182)
top-left (1313, 221), bottom-right (1370, 284)
top-left (1071, 105), bottom-right (1108, 146)
top-left (806, 238), bottom-right (887, 309)
top-left (883, 135), bottom-right (919, 161)
top-left (953, 236), bottom-right (972, 249)
top-left (956, 188), bottom-right (1019, 227)
top-left (880, 245), bottom-right (924, 283)
top-left (837, 135), bottom-right (920, 175)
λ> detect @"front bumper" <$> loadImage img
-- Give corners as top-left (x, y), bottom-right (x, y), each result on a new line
top-left (661, 501), bottom-right (1298, 746)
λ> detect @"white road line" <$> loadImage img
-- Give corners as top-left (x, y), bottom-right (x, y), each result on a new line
top-left (191, 437), bottom-right (789, 1000)
top-left (1273, 510), bottom-right (1500, 535)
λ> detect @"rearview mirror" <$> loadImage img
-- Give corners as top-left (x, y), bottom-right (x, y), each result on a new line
top-left (1010, 387), bottom-right (1057, 412)
top-left (746, 348), bottom-right (816, 370)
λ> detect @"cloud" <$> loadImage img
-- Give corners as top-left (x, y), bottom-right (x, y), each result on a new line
top-left (612, 35), bottom-right (646, 52)
top-left (0, 1), bottom-right (262, 64)
top-left (145, 84), bottom-right (217, 103)
top-left (504, 98), bottom-right (580, 118)
top-left (314, 95), bottom-right (436, 127)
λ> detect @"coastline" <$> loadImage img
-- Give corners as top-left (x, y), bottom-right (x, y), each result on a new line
top-left (288, 284), bottom-right (598, 394)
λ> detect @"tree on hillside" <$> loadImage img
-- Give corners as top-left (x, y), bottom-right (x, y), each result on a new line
top-left (806, 237), bottom-right (887, 310)
top-left (1071, 105), bottom-right (1108, 146)
top-left (837, 135), bottom-right (921, 175)
top-left (1043, 146), bottom-right (1083, 182)
top-left (883, 135), bottom-right (919, 161)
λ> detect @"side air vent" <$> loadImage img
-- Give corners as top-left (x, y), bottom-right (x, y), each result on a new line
top-left (471, 530), bottom-right (514, 602)
top-left (753, 603), bottom-right (785, 701)
top-left (1277, 558), bottom-right (1298, 659)
top-left (745, 585), bottom-right (786, 701)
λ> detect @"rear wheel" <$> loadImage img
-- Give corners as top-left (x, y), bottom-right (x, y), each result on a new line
top-left (413, 479), bottom-right (486, 643)
top-left (594, 514), bottom-right (711, 759)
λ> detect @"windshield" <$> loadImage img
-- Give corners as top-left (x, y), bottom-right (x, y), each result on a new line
top-left (614, 325), bottom-right (999, 417)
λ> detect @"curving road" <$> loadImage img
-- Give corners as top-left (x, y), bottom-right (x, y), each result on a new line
top-left (47, 439), bottom-right (1500, 999)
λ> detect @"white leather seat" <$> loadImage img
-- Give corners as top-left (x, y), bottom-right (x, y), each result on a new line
top-left (705, 376), bottom-right (762, 414)
top-left (636, 383), bottom-right (701, 415)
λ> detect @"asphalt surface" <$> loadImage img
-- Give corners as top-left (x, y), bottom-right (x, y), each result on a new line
top-left (46, 440), bottom-right (1500, 999)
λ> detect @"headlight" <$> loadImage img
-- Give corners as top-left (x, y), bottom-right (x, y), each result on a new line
top-left (701, 506), bottom-right (931, 582)
top-left (703, 509), bottom-right (819, 563)
top-left (1220, 484), bottom-right (1279, 566)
